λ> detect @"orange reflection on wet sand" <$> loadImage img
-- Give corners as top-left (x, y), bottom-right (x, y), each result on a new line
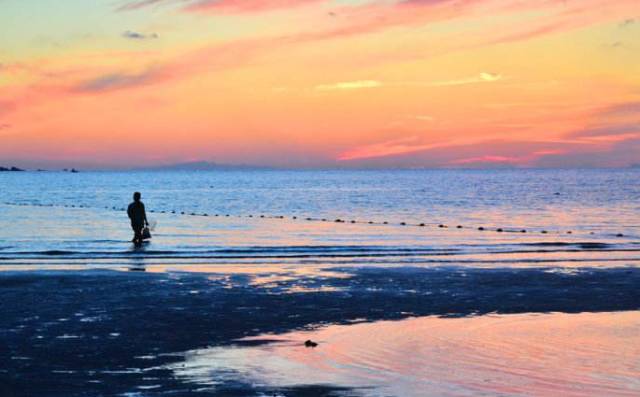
top-left (172, 311), bottom-right (640, 396)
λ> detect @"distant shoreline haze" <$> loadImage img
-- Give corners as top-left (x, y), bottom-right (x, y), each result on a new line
top-left (2, 161), bottom-right (640, 172)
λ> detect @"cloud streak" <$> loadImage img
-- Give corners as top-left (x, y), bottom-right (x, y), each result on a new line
top-left (423, 72), bottom-right (503, 87)
top-left (74, 70), bottom-right (159, 93)
top-left (315, 80), bottom-right (382, 91)
top-left (122, 30), bottom-right (159, 40)
top-left (316, 73), bottom-right (502, 92)
top-left (118, 0), bottom-right (326, 13)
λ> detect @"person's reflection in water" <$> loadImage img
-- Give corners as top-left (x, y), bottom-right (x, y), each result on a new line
top-left (129, 255), bottom-right (146, 272)
top-left (127, 192), bottom-right (148, 246)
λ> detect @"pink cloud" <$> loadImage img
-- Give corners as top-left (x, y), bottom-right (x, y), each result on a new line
top-left (118, 0), bottom-right (326, 13)
top-left (450, 155), bottom-right (520, 165)
top-left (337, 136), bottom-right (450, 161)
top-left (185, 0), bottom-right (326, 13)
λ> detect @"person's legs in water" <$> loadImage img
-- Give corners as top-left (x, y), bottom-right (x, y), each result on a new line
top-left (131, 223), bottom-right (144, 245)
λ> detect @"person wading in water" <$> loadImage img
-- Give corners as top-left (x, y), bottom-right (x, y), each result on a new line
top-left (127, 192), bottom-right (149, 245)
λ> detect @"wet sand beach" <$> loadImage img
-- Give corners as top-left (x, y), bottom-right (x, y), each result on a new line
top-left (1, 266), bottom-right (639, 396)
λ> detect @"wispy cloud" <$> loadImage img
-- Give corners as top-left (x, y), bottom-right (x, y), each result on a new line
top-left (449, 155), bottom-right (520, 166)
top-left (315, 80), bottom-right (382, 91)
top-left (337, 136), bottom-right (450, 161)
top-left (185, 0), bottom-right (326, 13)
top-left (600, 101), bottom-right (640, 116)
top-left (117, 0), bottom-right (173, 12)
top-left (118, 0), bottom-right (325, 13)
top-left (316, 74), bottom-right (501, 92)
top-left (570, 123), bottom-right (640, 138)
top-left (424, 72), bottom-right (503, 87)
top-left (122, 30), bottom-right (159, 40)
top-left (74, 70), bottom-right (158, 93)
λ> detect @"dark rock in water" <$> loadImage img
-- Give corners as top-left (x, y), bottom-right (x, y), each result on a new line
top-left (70, 168), bottom-right (79, 173)
top-left (554, 192), bottom-right (560, 195)
top-left (496, 228), bottom-right (503, 232)
top-left (616, 233), bottom-right (624, 237)
top-left (383, 221), bottom-right (388, 224)
top-left (521, 229), bottom-right (527, 233)
top-left (419, 223), bottom-right (425, 227)
top-left (478, 227), bottom-right (485, 231)
top-left (438, 224), bottom-right (445, 228)
top-left (304, 340), bottom-right (318, 348)
top-left (541, 230), bottom-right (548, 234)
top-left (567, 231), bottom-right (572, 234)
top-left (350, 220), bottom-right (356, 224)
top-left (292, 216), bottom-right (296, 219)
top-left (457, 225), bottom-right (463, 229)
top-left (400, 222), bottom-right (406, 226)
top-left (335, 219), bottom-right (343, 223)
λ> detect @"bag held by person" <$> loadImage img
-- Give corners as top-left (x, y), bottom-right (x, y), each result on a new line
top-left (142, 226), bottom-right (151, 240)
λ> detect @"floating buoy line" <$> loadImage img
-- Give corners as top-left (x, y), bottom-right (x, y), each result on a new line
top-left (2, 201), bottom-right (629, 238)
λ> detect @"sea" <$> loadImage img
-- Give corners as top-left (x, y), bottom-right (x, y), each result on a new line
top-left (0, 168), bottom-right (638, 268)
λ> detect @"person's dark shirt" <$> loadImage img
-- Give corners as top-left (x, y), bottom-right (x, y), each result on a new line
top-left (127, 201), bottom-right (147, 226)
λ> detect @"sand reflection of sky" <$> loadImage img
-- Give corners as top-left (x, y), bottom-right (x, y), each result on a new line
top-left (167, 312), bottom-right (640, 397)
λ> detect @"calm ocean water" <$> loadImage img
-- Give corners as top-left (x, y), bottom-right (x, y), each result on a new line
top-left (0, 169), bottom-right (638, 267)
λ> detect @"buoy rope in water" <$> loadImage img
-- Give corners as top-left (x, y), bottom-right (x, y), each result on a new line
top-left (2, 201), bottom-right (629, 238)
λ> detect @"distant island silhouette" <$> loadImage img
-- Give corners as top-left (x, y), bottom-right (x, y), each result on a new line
top-left (0, 166), bottom-right (25, 172)
top-left (139, 161), bottom-right (271, 171)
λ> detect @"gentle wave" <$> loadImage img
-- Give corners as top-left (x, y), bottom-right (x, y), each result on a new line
top-left (0, 242), bottom-right (638, 263)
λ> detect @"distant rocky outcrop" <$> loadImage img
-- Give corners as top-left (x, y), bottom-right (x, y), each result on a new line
top-left (0, 166), bottom-right (25, 172)
top-left (141, 161), bottom-right (270, 171)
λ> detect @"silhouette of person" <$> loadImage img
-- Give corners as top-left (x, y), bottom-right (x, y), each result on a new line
top-left (127, 192), bottom-right (148, 245)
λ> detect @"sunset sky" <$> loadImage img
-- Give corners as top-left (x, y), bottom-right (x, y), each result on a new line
top-left (0, 0), bottom-right (638, 168)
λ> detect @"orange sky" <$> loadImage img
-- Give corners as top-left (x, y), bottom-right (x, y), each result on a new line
top-left (0, 0), bottom-right (639, 168)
